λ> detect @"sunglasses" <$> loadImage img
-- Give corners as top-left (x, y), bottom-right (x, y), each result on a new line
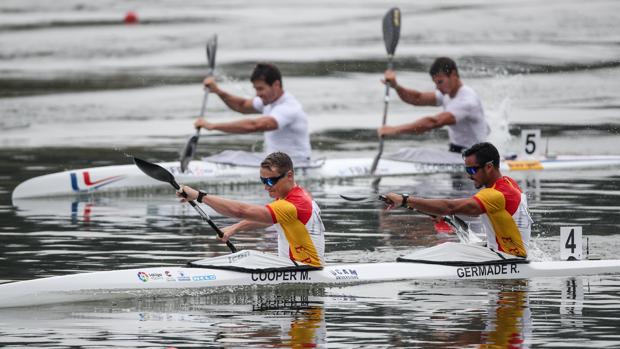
top-left (465, 160), bottom-right (493, 175)
top-left (260, 171), bottom-right (287, 186)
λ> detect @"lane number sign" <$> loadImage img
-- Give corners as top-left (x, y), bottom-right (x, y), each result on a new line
top-left (560, 226), bottom-right (582, 260)
top-left (520, 129), bottom-right (541, 158)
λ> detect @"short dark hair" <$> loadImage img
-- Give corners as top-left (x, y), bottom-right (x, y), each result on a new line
top-left (429, 57), bottom-right (458, 77)
top-left (251, 63), bottom-right (282, 86)
top-left (463, 142), bottom-right (500, 168)
top-left (261, 152), bottom-right (293, 174)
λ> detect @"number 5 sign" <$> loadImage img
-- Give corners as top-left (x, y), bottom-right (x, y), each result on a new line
top-left (560, 226), bottom-right (582, 260)
top-left (520, 129), bottom-right (541, 159)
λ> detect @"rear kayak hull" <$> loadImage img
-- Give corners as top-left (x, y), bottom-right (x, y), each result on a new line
top-left (1, 259), bottom-right (620, 308)
top-left (12, 155), bottom-right (620, 199)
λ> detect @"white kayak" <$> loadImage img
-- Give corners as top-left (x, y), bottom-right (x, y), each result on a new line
top-left (1, 243), bottom-right (620, 308)
top-left (12, 148), bottom-right (620, 199)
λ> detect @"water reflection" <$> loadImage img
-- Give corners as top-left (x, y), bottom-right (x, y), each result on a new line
top-left (480, 281), bottom-right (531, 348)
top-left (0, 287), bottom-right (326, 348)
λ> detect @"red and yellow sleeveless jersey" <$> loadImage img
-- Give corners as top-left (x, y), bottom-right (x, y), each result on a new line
top-left (472, 176), bottom-right (532, 258)
top-left (266, 186), bottom-right (325, 267)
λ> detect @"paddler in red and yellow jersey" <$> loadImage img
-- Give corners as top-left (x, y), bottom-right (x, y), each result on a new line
top-left (383, 142), bottom-right (533, 258)
top-left (176, 152), bottom-right (325, 267)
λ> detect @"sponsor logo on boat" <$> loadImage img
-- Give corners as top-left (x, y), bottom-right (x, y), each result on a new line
top-left (164, 270), bottom-right (176, 282)
top-left (137, 271), bottom-right (149, 282)
top-left (176, 270), bottom-right (191, 282)
top-left (456, 263), bottom-right (519, 278)
top-left (251, 270), bottom-right (310, 282)
top-left (329, 268), bottom-right (359, 280)
top-left (340, 163), bottom-right (464, 177)
top-left (168, 165), bottom-right (216, 176)
top-left (70, 171), bottom-right (127, 193)
top-left (192, 274), bottom-right (217, 281)
top-left (228, 251), bottom-right (250, 263)
top-left (413, 163), bottom-right (464, 173)
top-left (505, 160), bottom-right (544, 171)
top-left (137, 271), bottom-right (164, 282)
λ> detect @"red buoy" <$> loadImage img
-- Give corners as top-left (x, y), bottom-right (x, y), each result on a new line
top-left (124, 11), bottom-right (138, 24)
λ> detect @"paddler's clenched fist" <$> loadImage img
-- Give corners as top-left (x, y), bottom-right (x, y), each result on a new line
top-left (194, 118), bottom-right (215, 130)
top-left (176, 185), bottom-right (199, 202)
top-left (203, 76), bottom-right (221, 94)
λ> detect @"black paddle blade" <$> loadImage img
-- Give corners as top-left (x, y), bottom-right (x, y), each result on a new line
top-left (134, 157), bottom-right (180, 190)
top-left (180, 134), bottom-right (199, 172)
top-left (382, 7), bottom-right (401, 55)
top-left (206, 34), bottom-right (217, 73)
top-left (340, 194), bottom-right (369, 202)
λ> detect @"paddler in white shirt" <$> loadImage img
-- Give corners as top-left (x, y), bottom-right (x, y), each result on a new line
top-left (195, 63), bottom-right (312, 165)
top-left (378, 57), bottom-right (490, 154)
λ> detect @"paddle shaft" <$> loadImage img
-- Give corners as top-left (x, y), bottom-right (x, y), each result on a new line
top-left (188, 199), bottom-right (238, 253)
top-left (133, 156), bottom-right (237, 253)
top-left (176, 182), bottom-right (237, 253)
top-left (370, 56), bottom-right (395, 175)
top-left (341, 193), bottom-right (473, 239)
top-left (133, 157), bottom-right (237, 253)
top-left (194, 66), bottom-right (214, 138)
top-left (180, 36), bottom-right (217, 172)
top-left (378, 194), bottom-right (478, 243)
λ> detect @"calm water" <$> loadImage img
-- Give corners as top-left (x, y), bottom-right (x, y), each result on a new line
top-left (1, 0), bottom-right (620, 347)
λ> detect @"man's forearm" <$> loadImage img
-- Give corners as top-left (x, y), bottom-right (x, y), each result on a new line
top-left (211, 118), bottom-right (259, 133)
top-left (202, 195), bottom-right (273, 224)
top-left (398, 117), bottom-right (438, 134)
top-left (233, 219), bottom-right (272, 232)
top-left (408, 197), bottom-right (453, 216)
top-left (216, 90), bottom-right (252, 113)
top-left (395, 85), bottom-right (423, 105)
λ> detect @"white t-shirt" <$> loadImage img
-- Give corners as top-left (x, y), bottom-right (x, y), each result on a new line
top-left (435, 85), bottom-right (490, 149)
top-left (252, 92), bottom-right (312, 161)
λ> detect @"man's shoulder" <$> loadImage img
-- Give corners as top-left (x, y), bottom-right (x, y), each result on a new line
top-left (500, 176), bottom-right (523, 192)
top-left (270, 93), bottom-right (306, 119)
top-left (285, 185), bottom-right (311, 200)
top-left (278, 92), bottom-right (302, 107)
top-left (475, 186), bottom-right (503, 201)
top-left (456, 85), bottom-right (480, 100)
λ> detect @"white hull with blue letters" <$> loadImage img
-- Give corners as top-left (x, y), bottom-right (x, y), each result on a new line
top-left (1, 245), bottom-right (620, 308)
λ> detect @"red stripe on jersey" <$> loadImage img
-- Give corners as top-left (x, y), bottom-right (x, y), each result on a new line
top-left (472, 195), bottom-right (486, 213)
top-left (266, 204), bottom-right (277, 224)
top-left (492, 177), bottom-right (522, 215)
top-left (283, 186), bottom-right (313, 224)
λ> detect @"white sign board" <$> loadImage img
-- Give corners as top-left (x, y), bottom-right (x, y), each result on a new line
top-left (520, 129), bottom-right (541, 159)
top-left (560, 226), bottom-right (582, 260)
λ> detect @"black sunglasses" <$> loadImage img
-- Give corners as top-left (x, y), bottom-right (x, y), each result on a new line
top-left (260, 171), bottom-right (287, 186)
top-left (465, 160), bottom-right (493, 175)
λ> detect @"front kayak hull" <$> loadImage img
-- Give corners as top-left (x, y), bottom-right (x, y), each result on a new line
top-left (1, 259), bottom-right (620, 308)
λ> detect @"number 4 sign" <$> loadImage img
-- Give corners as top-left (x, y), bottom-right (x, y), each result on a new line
top-left (560, 226), bottom-right (583, 260)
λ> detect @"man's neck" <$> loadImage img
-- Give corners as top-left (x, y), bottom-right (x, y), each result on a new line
top-left (485, 172), bottom-right (503, 187)
top-left (279, 182), bottom-right (297, 198)
top-left (271, 90), bottom-right (285, 104)
top-left (449, 81), bottom-right (463, 98)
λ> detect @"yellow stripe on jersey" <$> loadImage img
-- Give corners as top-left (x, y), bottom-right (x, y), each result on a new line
top-left (475, 188), bottom-right (527, 257)
top-left (268, 199), bottom-right (321, 267)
